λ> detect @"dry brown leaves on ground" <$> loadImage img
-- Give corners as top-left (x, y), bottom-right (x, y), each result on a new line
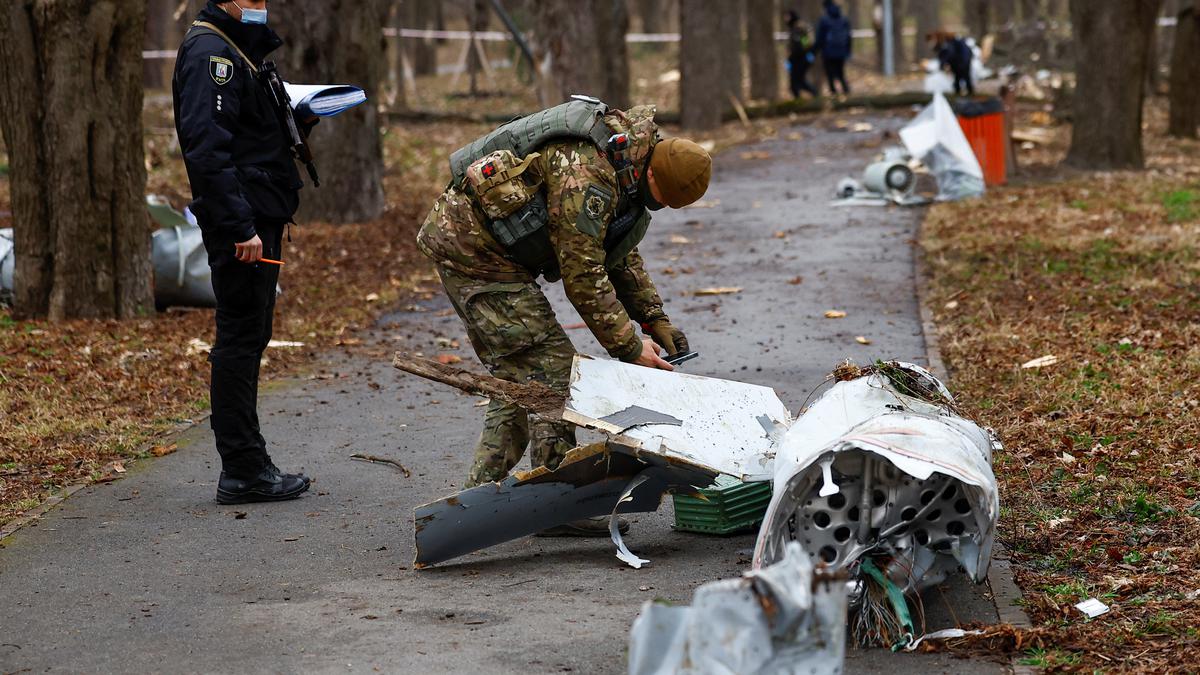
top-left (0, 181), bottom-right (436, 526)
top-left (921, 103), bottom-right (1200, 671)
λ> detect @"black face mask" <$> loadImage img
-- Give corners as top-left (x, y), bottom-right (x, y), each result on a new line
top-left (639, 171), bottom-right (665, 211)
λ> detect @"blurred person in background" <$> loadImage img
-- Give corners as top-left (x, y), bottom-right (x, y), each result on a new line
top-left (786, 11), bottom-right (818, 99)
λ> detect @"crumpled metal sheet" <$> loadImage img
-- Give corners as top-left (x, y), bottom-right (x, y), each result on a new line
top-left (899, 92), bottom-right (985, 201)
top-left (563, 355), bottom-right (789, 481)
top-left (628, 541), bottom-right (847, 675)
top-left (412, 441), bottom-right (717, 568)
top-left (412, 356), bottom-right (791, 568)
top-left (753, 363), bottom-right (1000, 596)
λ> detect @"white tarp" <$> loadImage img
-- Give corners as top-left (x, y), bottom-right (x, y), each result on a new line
top-left (562, 356), bottom-right (789, 481)
top-left (899, 92), bottom-right (984, 200)
top-left (148, 196), bottom-right (216, 309)
top-left (0, 228), bottom-right (13, 302)
top-left (921, 60), bottom-right (955, 95)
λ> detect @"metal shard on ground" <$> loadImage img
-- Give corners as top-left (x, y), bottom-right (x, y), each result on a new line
top-left (412, 442), bottom-right (716, 568)
top-left (628, 541), bottom-right (847, 675)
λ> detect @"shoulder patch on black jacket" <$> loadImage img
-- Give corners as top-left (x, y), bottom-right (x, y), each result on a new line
top-left (209, 55), bottom-right (234, 85)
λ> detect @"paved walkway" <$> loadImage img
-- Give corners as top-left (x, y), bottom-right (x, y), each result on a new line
top-left (0, 115), bottom-right (1005, 674)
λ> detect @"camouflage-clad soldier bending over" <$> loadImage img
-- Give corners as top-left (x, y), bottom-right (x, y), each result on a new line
top-left (417, 97), bottom-right (711, 536)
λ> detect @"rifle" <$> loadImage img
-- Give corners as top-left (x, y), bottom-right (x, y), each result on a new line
top-left (258, 60), bottom-right (320, 187)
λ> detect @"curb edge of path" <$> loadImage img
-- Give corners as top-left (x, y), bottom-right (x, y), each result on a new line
top-left (0, 414), bottom-right (210, 544)
top-left (912, 220), bottom-right (1035, 674)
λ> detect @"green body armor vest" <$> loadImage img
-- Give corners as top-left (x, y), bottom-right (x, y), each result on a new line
top-left (448, 97), bottom-right (652, 279)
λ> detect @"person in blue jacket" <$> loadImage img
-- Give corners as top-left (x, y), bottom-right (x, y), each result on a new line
top-left (173, 0), bottom-right (314, 504)
top-left (814, 0), bottom-right (853, 95)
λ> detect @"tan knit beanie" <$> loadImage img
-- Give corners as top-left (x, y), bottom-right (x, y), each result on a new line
top-left (649, 138), bottom-right (712, 208)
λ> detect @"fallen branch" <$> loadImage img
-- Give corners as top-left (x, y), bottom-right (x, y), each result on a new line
top-left (392, 352), bottom-right (566, 417)
top-left (350, 453), bottom-right (412, 478)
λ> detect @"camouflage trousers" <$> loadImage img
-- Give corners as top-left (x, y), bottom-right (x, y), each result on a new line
top-left (436, 265), bottom-right (577, 487)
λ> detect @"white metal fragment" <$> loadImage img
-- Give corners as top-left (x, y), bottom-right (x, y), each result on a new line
top-left (612, 473), bottom-right (653, 569)
top-left (628, 542), bottom-right (846, 675)
top-left (899, 92), bottom-right (985, 201)
top-left (1075, 598), bottom-right (1110, 618)
top-left (564, 356), bottom-right (788, 481)
top-left (818, 457), bottom-right (840, 497)
top-left (903, 628), bottom-right (984, 651)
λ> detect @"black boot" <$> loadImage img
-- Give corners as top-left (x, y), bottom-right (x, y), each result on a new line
top-left (216, 465), bottom-right (310, 504)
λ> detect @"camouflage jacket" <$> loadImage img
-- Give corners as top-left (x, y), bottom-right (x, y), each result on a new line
top-left (417, 140), bottom-right (667, 363)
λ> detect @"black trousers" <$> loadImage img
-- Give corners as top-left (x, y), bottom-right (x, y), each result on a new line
top-left (952, 66), bottom-right (974, 96)
top-left (789, 59), bottom-right (818, 98)
top-left (825, 58), bottom-right (850, 94)
top-left (202, 220), bottom-right (284, 479)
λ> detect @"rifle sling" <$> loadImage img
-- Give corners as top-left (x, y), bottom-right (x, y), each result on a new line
top-left (190, 20), bottom-right (259, 74)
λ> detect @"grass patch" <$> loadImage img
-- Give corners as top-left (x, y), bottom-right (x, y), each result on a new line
top-left (1018, 647), bottom-right (1081, 668)
top-left (920, 111), bottom-right (1200, 669)
top-left (1162, 187), bottom-right (1200, 223)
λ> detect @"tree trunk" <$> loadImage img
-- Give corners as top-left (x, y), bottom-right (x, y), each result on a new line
top-left (846, 0), bottom-right (861, 31)
top-left (747, 0), bottom-right (780, 100)
top-left (594, 0), bottom-right (631, 108)
top-left (639, 0), bottom-right (665, 33)
top-left (963, 0), bottom-right (988, 38)
top-left (411, 0), bottom-right (438, 77)
top-left (995, 0), bottom-right (1016, 29)
top-left (686, 0), bottom-right (739, 127)
top-left (914, 0), bottom-right (939, 62)
top-left (466, 0), bottom-right (489, 95)
top-left (991, 0), bottom-right (1015, 55)
top-left (144, 0), bottom-right (177, 89)
top-left (1065, 0), bottom-right (1162, 169)
top-left (1167, 4), bottom-right (1200, 137)
top-left (532, 2), bottom-right (605, 105)
top-left (680, 0), bottom-right (726, 130)
top-left (791, 0), bottom-right (820, 22)
top-left (0, 0), bottom-right (153, 320)
top-left (387, 1), bottom-right (407, 109)
top-left (719, 1), bottom-right (745, 103)
top-left (274, 0), bottom-right (390, 223)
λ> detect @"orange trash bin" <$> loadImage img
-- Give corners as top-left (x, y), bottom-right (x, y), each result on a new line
top-left (955, 98), bottom-right (1008, 186)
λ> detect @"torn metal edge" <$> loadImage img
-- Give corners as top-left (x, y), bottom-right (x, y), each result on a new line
top-left (599, 405), bottom-right (684, 431)
top-left (412, 441), bottom-right (719, 569)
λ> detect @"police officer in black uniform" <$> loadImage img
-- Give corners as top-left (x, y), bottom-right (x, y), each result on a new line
top-left (173, 0), bottom-right (311, 504)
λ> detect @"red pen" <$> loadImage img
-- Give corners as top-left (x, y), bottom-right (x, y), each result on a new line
top-left (259, 258), bottom-right (285, 265)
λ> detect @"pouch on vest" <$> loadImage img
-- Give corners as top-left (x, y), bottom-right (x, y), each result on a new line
top-left (464, 149), bottom-right (542, 220)
top-left (464, 150), bottom-right (556, 273)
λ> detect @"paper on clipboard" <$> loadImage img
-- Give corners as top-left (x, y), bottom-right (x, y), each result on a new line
top-left (283, 83), bottom-right (367, 118)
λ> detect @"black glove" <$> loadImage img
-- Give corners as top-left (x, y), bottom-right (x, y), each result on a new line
top-left (643, 318), bottom-right (689, 356)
